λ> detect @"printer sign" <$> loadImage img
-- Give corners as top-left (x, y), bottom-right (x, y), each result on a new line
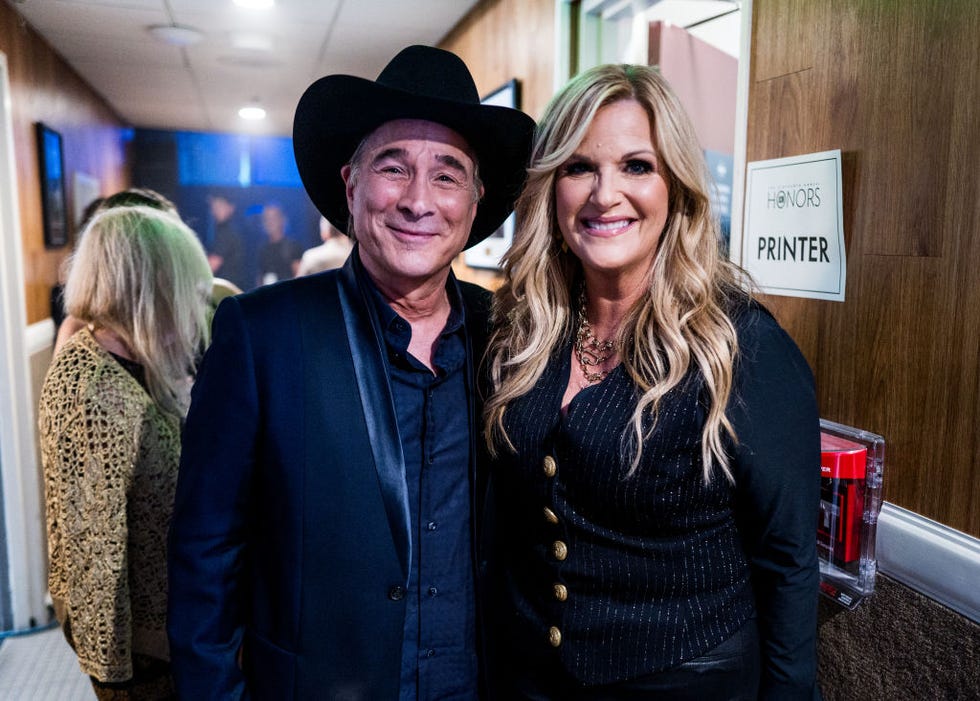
top-left (741, 149), bottom-right (846, 301)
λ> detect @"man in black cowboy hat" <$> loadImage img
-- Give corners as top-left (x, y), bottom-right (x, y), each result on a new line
top-left (167, 45), bottom-right (534, 700)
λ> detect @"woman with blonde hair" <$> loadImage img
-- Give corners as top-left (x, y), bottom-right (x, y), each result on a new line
top-left (485, 64), bottom-right (821, 698)
top-left (52, 187), bottom-right (180, 356)
top-left (39, 205), bottom-right (212, 699)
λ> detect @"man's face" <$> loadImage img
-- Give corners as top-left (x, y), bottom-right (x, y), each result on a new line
top-left (342, 119), bottom-right (482, 291)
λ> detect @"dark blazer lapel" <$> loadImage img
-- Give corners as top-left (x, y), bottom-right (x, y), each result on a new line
top-left (335, 255), bottom-right (411, 582)
top-left (459, 281), bottom-right (491, 512)
top-left (456, 280), bottom-right (493, 698)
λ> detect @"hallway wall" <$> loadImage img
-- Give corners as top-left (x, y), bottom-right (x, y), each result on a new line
top-left (0, 0), bottom-right (130, 326)
top-left (0, 0), bottom-right (130, 629)
top-left (441, 0), bottom-right (556, 122)
top-left (440, 0), bottom-right (555, 291)
top-left (745, 0), bottom-right (980, 537)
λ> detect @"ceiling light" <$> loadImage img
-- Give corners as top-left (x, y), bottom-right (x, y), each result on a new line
top-left (147, 24), bottom-right (204, 46)
top-left (233, 0), bottom-right (275, 8)
top-left (239, 105), bottom-right (267, 121)
top-left (231, 33), bottom-right (274, 52)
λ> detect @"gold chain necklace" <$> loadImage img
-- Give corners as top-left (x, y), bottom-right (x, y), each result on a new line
top-left (574, 289), bottom-right (616, 384)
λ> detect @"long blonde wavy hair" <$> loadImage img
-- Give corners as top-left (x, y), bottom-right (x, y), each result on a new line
top-left (484, 64), bottom-right (748, 483)
top-left (64, 205), bottom-right (213, 418)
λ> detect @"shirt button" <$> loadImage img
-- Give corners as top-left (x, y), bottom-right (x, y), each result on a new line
top-left (428, 586), bottom-right (438, 597)
top-left (388, 585), bottom-right (405, 601)
top-left (425, 648), bottom-right (436, 658)
top-left (548, 626), bottom-right (562, 647)
top-left (552, 540), bottom-right (568, 561)
top-left (543, 507), bottom-right (559, 525)
top-left (553, 583), bottom-right (568, 602)
top-left (542, 455), bottom-right (557, 478)
top-left (426, 521), bottom-right (438, 531)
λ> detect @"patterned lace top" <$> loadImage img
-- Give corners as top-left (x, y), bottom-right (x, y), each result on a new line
top-left (39, 328), bottom-right (180, 682)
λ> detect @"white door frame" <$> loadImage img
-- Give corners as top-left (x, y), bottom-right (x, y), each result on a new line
top-left (0, 52), bottom-right (48, 630)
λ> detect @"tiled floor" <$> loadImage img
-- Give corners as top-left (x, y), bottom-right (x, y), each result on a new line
top-left (0, 625), bottom-right (95, 700)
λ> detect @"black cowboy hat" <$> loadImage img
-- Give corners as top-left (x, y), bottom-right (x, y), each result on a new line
top-left (293, 45), bottom-right (535, 250)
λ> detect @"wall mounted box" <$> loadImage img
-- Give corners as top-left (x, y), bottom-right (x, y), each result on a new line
top-left (818, 419), bottom-right (885, 609)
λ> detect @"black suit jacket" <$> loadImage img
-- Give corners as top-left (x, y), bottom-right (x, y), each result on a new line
top-left (168, 252), bottom-right (491, 700)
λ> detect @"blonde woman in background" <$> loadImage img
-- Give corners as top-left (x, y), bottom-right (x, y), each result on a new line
top-left (484, 64), bottom-right (821, 699)
top-left (39, 205), bottom-right (212, 700)
top-left (52, 188), bottom-right (180, 356)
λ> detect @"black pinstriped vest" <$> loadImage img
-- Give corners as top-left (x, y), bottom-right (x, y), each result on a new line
top-left (497, 338), bottom-right (755, 685)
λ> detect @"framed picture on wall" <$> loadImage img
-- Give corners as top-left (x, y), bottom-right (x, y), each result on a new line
top-left (465, 78), bottom-right (521, 270)
top-left (36, 122), bottom-right (69, 248)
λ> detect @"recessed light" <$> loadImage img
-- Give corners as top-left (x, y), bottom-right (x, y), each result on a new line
top-left (231, 33), bottom-right (273, 52)
top-left (239, 106), bottom-right (267, 121)
top-left (147, 24), bottom-right (204, 46)
top-left (217, 54), bottom-right (282, 69)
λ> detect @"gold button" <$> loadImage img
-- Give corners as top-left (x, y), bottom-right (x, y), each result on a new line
top-left (552, 540), bottom-right (568, 561)
top-left (542, 455), bottom-right (557, 477)
top-left (548, 626), bottom-right (562, 647)
top-left (543, 507), bottom-right (559, 525)
top-left (553, 583), bottom-right (568, 601)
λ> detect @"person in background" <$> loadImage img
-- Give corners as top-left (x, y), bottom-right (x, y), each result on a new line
top-left (167, 45), bottom-right (534, 699)
top-left (256, 202), bottom-right (302, 285)
top-left (53, 188), bottom-right (180, 355)
top-left (206, 194), bottom-right (250, 292)
top-left (38, 205), bottom-right (212, 700)
top-left (297, 215), bottom-right (354, 276)
top-left (483, 63), bottom-right (821, 699)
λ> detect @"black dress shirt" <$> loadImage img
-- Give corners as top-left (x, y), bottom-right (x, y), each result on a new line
top-left (365, 275), bottom-right (478, 701)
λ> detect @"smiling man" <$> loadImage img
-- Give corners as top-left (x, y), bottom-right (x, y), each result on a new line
top-left (166, 46), bottom-right (533, 700)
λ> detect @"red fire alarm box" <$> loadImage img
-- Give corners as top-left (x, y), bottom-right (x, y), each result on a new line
top-left (817, 419), bottom-right (884, 609)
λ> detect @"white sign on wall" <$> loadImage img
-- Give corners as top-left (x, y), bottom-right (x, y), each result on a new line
top-left (740, 149), bottom-right (846, 301)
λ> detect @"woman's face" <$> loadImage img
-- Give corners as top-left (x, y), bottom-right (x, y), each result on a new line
top-left (554, 99), bottom-right (669, 288)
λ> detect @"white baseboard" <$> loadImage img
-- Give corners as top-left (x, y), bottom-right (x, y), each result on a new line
top-left (877, 502), bottom-right (980, 624)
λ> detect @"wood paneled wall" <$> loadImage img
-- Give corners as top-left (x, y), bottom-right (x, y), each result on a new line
top-left (440, 0), bottom-right (555, 290)
top-left (441, 0), bottom-right (555, 121)
top-left (747, 0), bottom-right (980, 536)
top-left (1, 1), bottom-right (130, 325)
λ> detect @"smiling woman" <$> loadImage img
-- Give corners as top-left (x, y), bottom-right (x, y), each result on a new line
top-left (484, 63), bottom-right (822, 699)
top-left (553, 99), bottom-right (669, 300)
